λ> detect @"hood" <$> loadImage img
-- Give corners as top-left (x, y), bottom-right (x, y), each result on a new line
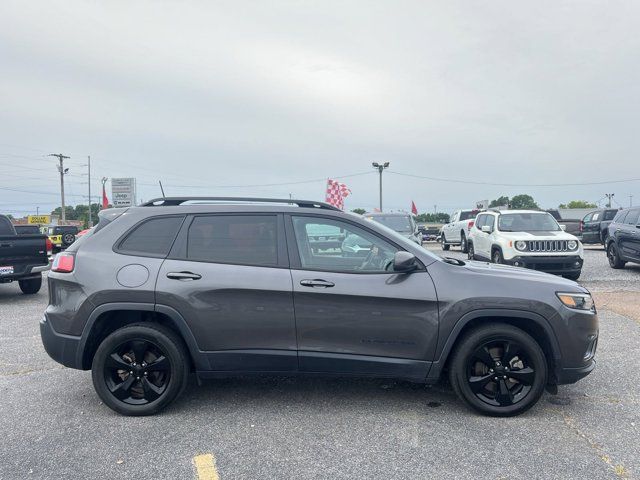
top-left (498, 230), bottom-right (579, 241)
top-left (461, 259), bottom-right (587, 292)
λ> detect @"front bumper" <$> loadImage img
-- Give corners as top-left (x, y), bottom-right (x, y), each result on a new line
top-left (556, 359), bottom-right (596, 384)
top-left (40, 315), bottom-right (83, 369)
top-left (503, 255), bottom-right (583, 275)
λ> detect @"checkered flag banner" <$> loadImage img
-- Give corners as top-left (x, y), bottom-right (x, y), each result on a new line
top-left (325, 178), bottom-right (351, 210)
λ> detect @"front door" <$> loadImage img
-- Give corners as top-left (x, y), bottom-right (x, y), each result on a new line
top-left (618, 208), bottom-right (640, 260)
top-left (286, 214), bottom-right (439, 380)
top-left (155, 213), bottom-right (297, 372)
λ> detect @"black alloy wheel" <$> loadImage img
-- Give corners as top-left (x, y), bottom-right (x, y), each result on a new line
top-left (607, 242), bottom-right (625, 269)
top-left (92, 323), bottom-right (189, 416)
top-left (449, 324), bottom-right (547, 416)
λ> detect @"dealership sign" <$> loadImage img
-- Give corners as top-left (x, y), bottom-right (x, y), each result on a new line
top-left (111, 178), bottom-right (137, 207)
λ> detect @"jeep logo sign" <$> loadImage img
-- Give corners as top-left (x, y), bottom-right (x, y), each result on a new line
top-left (111, 178), bottom-right (137, 207)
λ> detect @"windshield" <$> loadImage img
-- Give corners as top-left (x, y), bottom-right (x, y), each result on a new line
top-left (498, 213), bottom-right (561, 232)
top-left (362, 219), bottom-right (440, 262)
top-left (366, 215), bottom-right (413, 233)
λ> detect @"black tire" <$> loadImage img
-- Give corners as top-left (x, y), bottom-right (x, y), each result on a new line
top-left (441, 236), bottom-right (450, 251)
top-left (492, 248), bottom-right (503, 264)
top-left (19, 274), bottom-right (42, 294)
top-left (448, 324), bottom-right (547, 417)
top-left (62, 233), bottom-right (76, 246)
top-left (564, 272), bottom-right (581, 281)
top-left (467, 241), bottom-right (475, 260)
top-left (607, 242), bottom-right (626, 269)
top-left (600, 232), bottom-right (608, 247)
top-left (92, 323), bottom-right (190, 416)
top-left (460, 232), bottom-right (468, 254)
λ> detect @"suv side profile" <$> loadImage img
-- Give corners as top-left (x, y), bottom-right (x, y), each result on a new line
top-left (467, 210), bottom-right (584, 280)
top-left (606, 207), bottom-right (640, 269)
top-left (41, 197), bottom-right (598, 417)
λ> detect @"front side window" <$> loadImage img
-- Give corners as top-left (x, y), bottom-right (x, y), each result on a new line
top-left (623, 209), bottom-right (640, 226)
top-left (498, 213), bottom-right (560, 232)
top-left (187, 215), bottom-right (278, 266)
top-left (292, 216), bottom-right (399, 273)
top-left (614, 210), bottom-right (628, 223)
top-left (484, 215), bottom-right (495, 230)
top-left (475, 215), bottom-right (486, 230)
top-left (592, 212), bottom-right (601, 221)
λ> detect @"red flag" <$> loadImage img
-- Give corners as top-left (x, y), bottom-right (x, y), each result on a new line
top-left (102, 184), bottom-right (109, 209)
top-left (325, 179), bottom-right (351, 210)
top-left (411, 200), bottom-right (418, 215)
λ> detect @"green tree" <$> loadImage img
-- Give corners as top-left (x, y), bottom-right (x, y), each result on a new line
top-left (489, 196), bottom-right (510, 208)
top-left (415, 212), bottom-right (450, 223)
top-left (509, 194), bottom-right (539, 209)
top-left (558, 200), bottom-right (597, 209)
top-left (351, 208), bottom-right (366, 215)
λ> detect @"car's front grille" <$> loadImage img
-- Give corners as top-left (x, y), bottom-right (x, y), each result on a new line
top-left (527, 240), bottom-right (570, 252)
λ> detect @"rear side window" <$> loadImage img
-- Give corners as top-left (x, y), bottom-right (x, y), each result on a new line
top-left (603, 210), bottom-right (617, 221)
top-left (118, 216), bottom-right (184, 256)
top-left (624, 209), bottom-right (640, 225)
top-left (187, 215), bottom-right (278, 266)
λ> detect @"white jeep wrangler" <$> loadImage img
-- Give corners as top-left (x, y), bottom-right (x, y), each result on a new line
top-left (467, 210), bottom-right (584, 280)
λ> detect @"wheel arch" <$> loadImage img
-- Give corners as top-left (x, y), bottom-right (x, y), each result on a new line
top-left (428, 309), bottom-right (561, 383)
top-left (77, 303), bottom-right (206, 371)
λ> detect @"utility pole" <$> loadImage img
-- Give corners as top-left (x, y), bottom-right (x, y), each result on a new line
top-left (630, 195), bottom-right (634, 207)
top-left (49, 153), bottom-right (70, 222)
top-left (371, 162), bottom-right (390, 211)
top-left (605, 193), bottom-right (615, 208)
top-left (87, 156), bottom-right (92, 226)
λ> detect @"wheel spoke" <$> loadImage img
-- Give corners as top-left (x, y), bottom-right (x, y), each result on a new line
top-left (501, 341), bottom-right (520, 364)
top-left (472, 346), bottom-right (495, 367)
top-left (507, 367), bottom-right (535, 385)
top-left (146, 355), bottom-right (169, 372)
top-left (495, 379), bottom-right (514, 406)
top-left (141, 377), bottom-right (163, 402)
top-left (130, 340), bottom-right (148, 364)
top-left (109, 375), bottom-right (135, 400)
top-left (468, 374), bottom-right (494, 393)
top-left (105, 353), bottom-right (131, 371)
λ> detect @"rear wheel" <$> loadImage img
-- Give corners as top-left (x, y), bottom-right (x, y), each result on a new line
top-left (92, 323), bottom-right (190, 416)
top-left (607, 242), bottom-right (626, 269)
top-left (467, 241), bottom-right (475, 260)
top-left (19, 275), bottom-right (42, 294)
top-left (460, 232), bottom-right (469, 253)
top-left (448, 324), bottom-right (547, 416)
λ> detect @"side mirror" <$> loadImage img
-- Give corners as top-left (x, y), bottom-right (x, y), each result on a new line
top-left (481, 225), bottom-right (492, 233)
top-left (560, 224), bottom-right (567, 231)
top-left (393, 251), bottom-right (418, 273)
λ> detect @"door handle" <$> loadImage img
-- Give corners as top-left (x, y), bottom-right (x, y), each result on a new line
top-left (300, 279), bottom-right (335, 288)
top-left (167, 271), bottom-right (202, 281)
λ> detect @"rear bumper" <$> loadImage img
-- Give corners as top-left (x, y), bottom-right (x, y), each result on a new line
top-left (503, 255), bottom-right (583, 275)
top-left (40, 315), bottom-right (83, 369)
top-left (0, 263), bottom-right (50, 282)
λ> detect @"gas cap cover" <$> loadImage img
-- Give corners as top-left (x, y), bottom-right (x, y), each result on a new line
top-left (116, 264), bottom-right (150, 288)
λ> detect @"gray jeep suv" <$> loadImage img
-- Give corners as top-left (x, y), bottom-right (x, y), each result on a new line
top-left (41, 197), bottom-right (598, 417)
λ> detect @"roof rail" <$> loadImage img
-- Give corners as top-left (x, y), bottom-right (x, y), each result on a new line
top-left (140, 197), bottom-right (341, 211)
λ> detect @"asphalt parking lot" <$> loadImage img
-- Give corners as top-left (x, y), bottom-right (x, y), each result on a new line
top-left (1, 246), bottom-right (639, 479)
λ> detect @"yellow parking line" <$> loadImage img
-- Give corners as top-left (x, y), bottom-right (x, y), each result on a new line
top-left (193, 453), bottom-right (220, 480)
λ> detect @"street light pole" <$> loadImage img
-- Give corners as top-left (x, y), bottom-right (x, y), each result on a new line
top-left (49, 153), bottom-right (70, 223)
top-left (372, 162), bottom-right (389, 211)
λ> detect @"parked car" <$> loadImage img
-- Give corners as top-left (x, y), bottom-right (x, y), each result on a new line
top-left (467, 210), bottom-right (584, 280)
top-left (0, 214), bottom-right (50, 294)
top-left (440, 209), bottom-right (480, 253)
top-left (546, 209), bottom-right (581, 237)
top-left (47, 225), bottom-right (79, 252)
top-left (363, 212), bottom-right (421, 244)
top-left (581, 208), bottom-right (619, 246)
top-left (41, 197), bottom-right (597, 417)
top-left (605, 207), bottom-right (640, 269)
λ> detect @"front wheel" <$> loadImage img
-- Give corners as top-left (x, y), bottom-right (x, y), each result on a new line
top-left (607, 243), bottom-right (626, 269)
top-left (448, 324), bottom-right (547, 416)
top-left (492, 249), bottom-right (504, 264)
top-left (92, 323), bottom-right (190, 416)
top-left (19, 275), bottom-right (42, 294)
top-left (441, 236), bottom-right (450, 251)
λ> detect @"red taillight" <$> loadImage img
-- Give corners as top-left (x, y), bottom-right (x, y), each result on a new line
top-left (45, 237), bottom-right (53, 254)
top-left (468, 220), bottom-right (474, 229)
top-left (52, 253), bottom-right (75, 273)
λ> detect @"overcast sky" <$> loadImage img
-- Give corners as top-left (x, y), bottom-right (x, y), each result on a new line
top-left (1, 0), bottom-right (639, 216)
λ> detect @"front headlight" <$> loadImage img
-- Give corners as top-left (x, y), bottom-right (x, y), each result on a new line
top-left (567, 240), bottom-right (578, 250)
top-left (556, 292), bottom-right (594, 311)
top-left (515, 240), bottom-right (528, 251)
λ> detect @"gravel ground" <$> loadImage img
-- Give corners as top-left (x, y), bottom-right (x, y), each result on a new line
top-left (0, 248), bottom-right (638, 479)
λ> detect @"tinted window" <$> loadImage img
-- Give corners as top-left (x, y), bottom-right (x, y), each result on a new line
top-left (365, 215), bottom-right (413, 233)
top-left (292, 216), bottom-right (399, 273)
top-left (582, 213), bottom-right (593, 222)
top-left (0, 216), bottom-right (15, 235)
top-left (187, 215), bottom-right (277, 266)
top-left (14, 225), bottom-right (41, 235)
top-left (118, 216), bottom-right (184, 256)
top-left (592, 212), bottom-right (601, 221)
top-left (613, 210), bottom-right (628, 223)
top-left (624, 209), bottom-right (640, 225)
top-left (603, 210), bottom-right (618, 221)
top-left (459, 210), bottom-right (479, 221)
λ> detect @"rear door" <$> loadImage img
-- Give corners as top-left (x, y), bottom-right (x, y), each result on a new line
top-left (155, 213), bottom-right (297, 372)
top-left (286, 214), bottom-right (439, 380)
top-left (618, 209), bottom-right (640, 260)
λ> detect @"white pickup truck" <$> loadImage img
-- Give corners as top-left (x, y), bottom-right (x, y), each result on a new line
top-left (440, 209), bottom-right (480, 253)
